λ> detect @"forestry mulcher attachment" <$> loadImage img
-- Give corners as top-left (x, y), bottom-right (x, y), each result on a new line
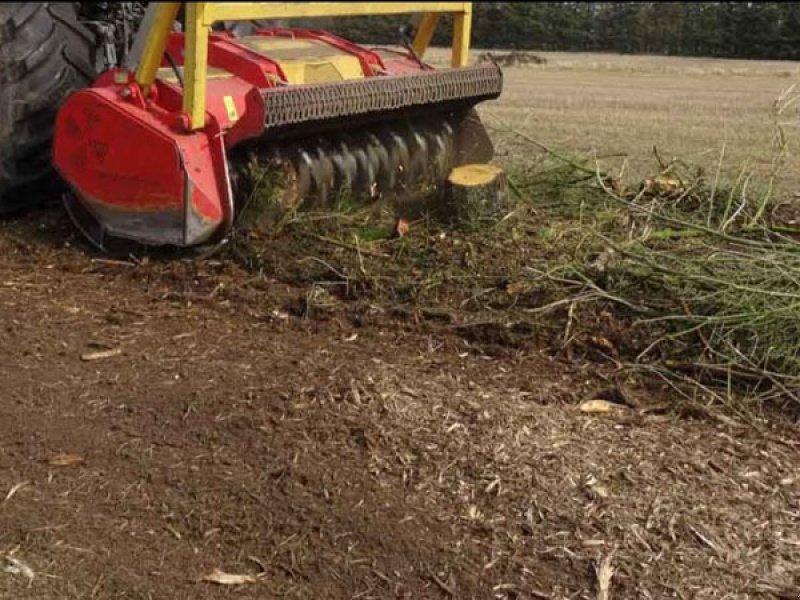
top-left (50, 2), bottom-right (503, 250)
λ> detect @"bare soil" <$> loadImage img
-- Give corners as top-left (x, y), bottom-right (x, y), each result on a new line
top-left (0, 206), bottom-right (798, 600)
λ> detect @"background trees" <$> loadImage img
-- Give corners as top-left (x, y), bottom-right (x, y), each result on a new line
top-left (313, 3), bottom-right (800, 60)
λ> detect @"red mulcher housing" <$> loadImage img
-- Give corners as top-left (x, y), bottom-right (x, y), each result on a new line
top-left (53, 5), bottom-right (502, 251)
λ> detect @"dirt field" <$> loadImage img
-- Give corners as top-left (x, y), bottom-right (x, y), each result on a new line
top-left (1, 54), bottom-right (799, 599)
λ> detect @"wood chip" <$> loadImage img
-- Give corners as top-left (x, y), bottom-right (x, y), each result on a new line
top-left (3, 555), bottom-right (34, 581)
top-left (202, 568), bottom-right (257, 585)
top-left (394, 218), bottom-right (410, 238)
top-left (596, 552), bottom-right (614, 600)
top-left (580, 399), bottom-right (619, 414)
top-left (688, 524), bottom-right (728, 560)
top-left (427, 568), bottom-right (456, 597)
top-left (80, 348), bottom-right (122, 362)
top-left (48, 453), bottom-right (84, 467)
top-left (3, 481), bottom-right (29, 503)
top-left (588, 335), bottom-right (619, 357)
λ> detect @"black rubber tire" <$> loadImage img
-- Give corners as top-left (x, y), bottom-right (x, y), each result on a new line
top-left (0, 3), bottom-right (96, 215)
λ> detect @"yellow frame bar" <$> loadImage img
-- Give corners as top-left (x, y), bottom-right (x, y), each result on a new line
top-left (209, 2), bottom-right (468, 22)
top-left (135, 2), bottom-right (181, 90)
top-left (184, 2), bottom-right (211, 129)
top-left (136, 2), bottom-right (473, 130)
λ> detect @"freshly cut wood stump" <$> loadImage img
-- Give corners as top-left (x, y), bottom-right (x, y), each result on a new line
top-left (445, 164), bottom-right (509, 229)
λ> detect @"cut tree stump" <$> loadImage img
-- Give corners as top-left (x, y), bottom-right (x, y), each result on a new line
top-left (445, 163), bottom-right (509, 229)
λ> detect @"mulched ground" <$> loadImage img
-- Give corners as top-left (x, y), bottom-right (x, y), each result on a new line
top-left (0, 209), bottom-right (798, 599)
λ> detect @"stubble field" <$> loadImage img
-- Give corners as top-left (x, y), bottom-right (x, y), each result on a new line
top-left (428, 48), bottom-right (800, 194)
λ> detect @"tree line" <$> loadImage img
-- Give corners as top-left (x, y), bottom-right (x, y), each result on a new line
top-left (311, 3), bottom-right (800, 61)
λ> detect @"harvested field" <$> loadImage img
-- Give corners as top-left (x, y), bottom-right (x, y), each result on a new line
top-left (427, 49), bottom-right (800, 194)
top-left (1, 52), bottom-right (799, 600)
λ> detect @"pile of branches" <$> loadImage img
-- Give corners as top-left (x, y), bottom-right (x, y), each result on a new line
top-left (537, 213), bottom-right (800, 406)
top-left (504, 84), bottom-right (800, 407)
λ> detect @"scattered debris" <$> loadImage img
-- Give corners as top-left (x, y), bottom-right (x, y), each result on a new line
top-left (579, 399), bottom-right (619, 414)
top-left (270, 309), bottom-right (290, 322)
top-left (3, 481), bottom-right (29, 503)
top-left (80, 347), bottom-right (122, 362)
top-left (201, 568), bottom-right (258, 585)
top-left (394, 218), bottom-right (410, 238)
top-left (427, 567), bottom-right (457, 597)
top-left (584, 474), bottom-right (610, 500)
top-left (595, 552), bottom-right (615, 600)
top-left (48, 453), bottom-right (84, 467)
top-left (587, 336), bottom-right (618, 358)
top-left (3, 554), bottom-right (34, 583)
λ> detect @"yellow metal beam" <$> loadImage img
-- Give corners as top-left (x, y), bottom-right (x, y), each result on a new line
top-left (184, 2), bottom-right (211, 129)
top-left (412, 13), bottom-right (440, 58)
top-left (135, 2), bottom-right (180, 90)
top-left (206, 2), bottom-right (469, 23)
top-left (452, 3), bottom-right (472, 67)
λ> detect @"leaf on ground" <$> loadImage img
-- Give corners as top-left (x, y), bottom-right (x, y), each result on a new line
top-left (48, 453), bottom-right (84, 467)
top-left (202, 569), bottom-right (257, 585)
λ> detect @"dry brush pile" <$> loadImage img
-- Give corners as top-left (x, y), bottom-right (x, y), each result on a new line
top-left (505, 83), bottom-right (800, 409)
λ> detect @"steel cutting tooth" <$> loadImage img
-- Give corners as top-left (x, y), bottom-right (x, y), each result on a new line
top-left (313, 143), bottom-right (335, 208)
top-left (381, 127), bottom-right (410, 197)
top-left (331, 139), bottom-right (359, 200)
top-left (364, 132), bottom-right (389, 199)
top-left (292, 147), bottom-right (315, 203)
top-left (425, 126), bottom-right (451, 182)
top-left (289, 137), bottom-right (336, 207)
top-left (305, 146), bottom-right (330, 207)
top-left (349, 139), bottom-right (375, 199)
top-left (406, 128), bottom-right (430, 187)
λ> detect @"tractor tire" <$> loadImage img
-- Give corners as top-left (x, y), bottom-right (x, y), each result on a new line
top-left (0, 3), bottom-right (96, 215)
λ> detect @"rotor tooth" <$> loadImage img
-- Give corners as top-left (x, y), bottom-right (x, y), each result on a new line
top-left (406, 127), bottom-right (430, 189)
top-left (379, 126), bottom-right (410, 200)
top-left (349, 137), bottom-right (375, 200)
top-left (425, 123), bottom-right (452, 184)
top-left (364, 132), bottom-right (389, 200)
top-left (330, 138), bottom-right (359, 203)
top-left (312, 142), bottom-right (335, 208)
top-left (293, 146), bottom-right (316, 204)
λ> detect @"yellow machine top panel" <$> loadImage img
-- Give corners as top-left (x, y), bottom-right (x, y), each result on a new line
top-left (157, 65), bottom-right (233, 84)
top-left (237, 36), bottom-right (365, 84)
